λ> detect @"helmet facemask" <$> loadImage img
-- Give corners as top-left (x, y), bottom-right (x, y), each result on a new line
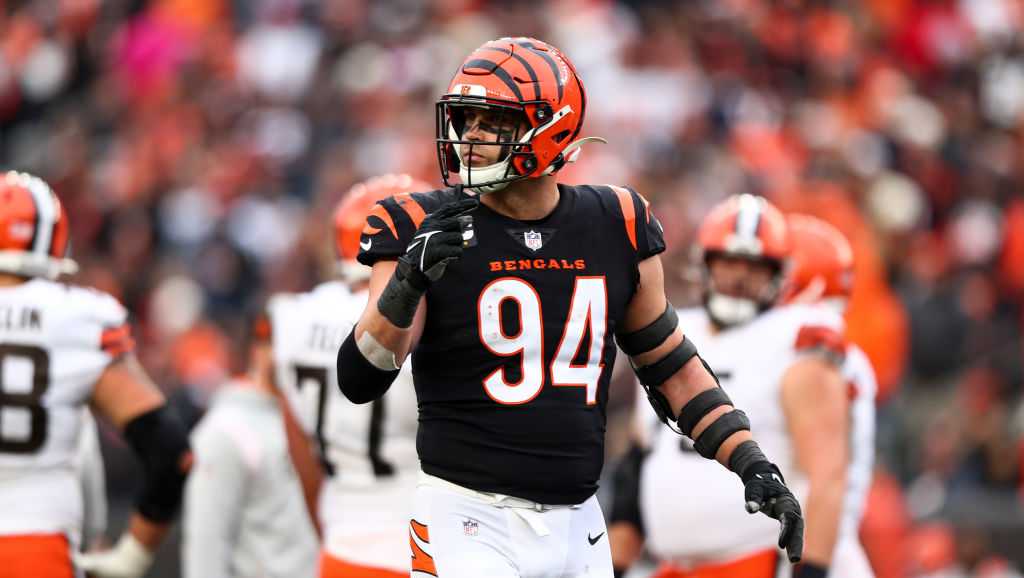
top-left (436, 98), bottom-right (537, 194)
top-left (702, 251), bottom-right (786, 328)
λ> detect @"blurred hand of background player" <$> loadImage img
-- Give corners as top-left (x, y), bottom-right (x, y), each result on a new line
top-left (396, 198), bottom-right (478, 288)
top-left (76, 532), bottom-right (154, 578)
top-left (742, 461), bottom-right (805, 563)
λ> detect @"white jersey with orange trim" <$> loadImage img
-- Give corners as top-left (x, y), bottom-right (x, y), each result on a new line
top-left (267, 281), bottom-right (418, 573)
top-left (827, 343), bottom-right (877, 578)
top-left (0, 279), bottom-right (131, 545)
top-left (839, 344), bottom-right (876, 541)
top-left (638, 303), bottom-right (844, 566)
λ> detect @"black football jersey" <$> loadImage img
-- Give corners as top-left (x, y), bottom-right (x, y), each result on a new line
top-left (358, 183), bottom-right (665, 504)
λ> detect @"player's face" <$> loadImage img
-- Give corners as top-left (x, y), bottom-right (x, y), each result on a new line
top-left (457, 106), bottom-right (528, 167)
top-left (707, 254), bottom-right (778, 302)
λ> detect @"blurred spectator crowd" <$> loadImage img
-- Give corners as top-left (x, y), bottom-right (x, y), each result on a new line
top-left (2, 0), bottom-right (1024, 575)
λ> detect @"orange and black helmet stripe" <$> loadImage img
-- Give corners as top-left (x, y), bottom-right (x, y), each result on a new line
top-left (514, 40), bottom-right (564, 100)
top-left (462, 58), bottom-right (524, 101)
top-left (482, 46), bottom-right (542, 101)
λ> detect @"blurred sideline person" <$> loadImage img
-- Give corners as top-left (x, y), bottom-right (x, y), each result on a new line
top-left (182, 373), bottom-right (319, 578)
top-left (784, 214), bottom-right (876, 578)
top-left (338, 38), bottom-right (804, 578)
top-left (74, 409), bottom-right (108, 551)
top-left (249, 174), bottom-right (426, 578)
top-left (609, 195), bottom-right (849, 578)
top-left (0, 171), bottom-right (190, 578)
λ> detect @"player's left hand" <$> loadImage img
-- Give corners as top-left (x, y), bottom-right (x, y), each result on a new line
top-left (76, 533), bottom-right (154, 578)
top-left (741, 461), bottom-right (804, 563)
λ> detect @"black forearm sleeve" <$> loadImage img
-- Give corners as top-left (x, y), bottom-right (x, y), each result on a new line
top-left (728, 439), bottom-right (770, 481)
top-left (376, 262), bottom-right (427, 329)
top-left (337, 331), bottom-right (401, 404)
top-left (123, 405), bottom-right (191, 523)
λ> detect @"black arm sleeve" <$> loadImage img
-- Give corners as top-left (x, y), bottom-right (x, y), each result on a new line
top-left (123, 405), bottom-right (191, 523)
top-left (336, 331), bottom-right (400, 404)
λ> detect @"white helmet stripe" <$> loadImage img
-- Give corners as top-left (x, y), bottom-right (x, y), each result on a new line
top-left (734, 194), bottom-right (763, 241)
top-left (24, 175), bottom-right (56, 257)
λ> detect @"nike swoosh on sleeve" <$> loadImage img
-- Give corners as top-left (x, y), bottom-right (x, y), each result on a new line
top-left (360, 239), bottom-right (372, 251)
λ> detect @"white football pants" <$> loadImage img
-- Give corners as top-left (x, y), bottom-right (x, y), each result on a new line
top-left (411, 472), bottom-right (614, 578)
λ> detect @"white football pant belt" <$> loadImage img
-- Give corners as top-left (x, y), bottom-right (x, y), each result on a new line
top-left (418, 471), bottom-right (581, 537)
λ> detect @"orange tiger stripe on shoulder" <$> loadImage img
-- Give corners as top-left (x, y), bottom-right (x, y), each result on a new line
top-left (638, 192), bottom-right (652, 223)
top-left (609, 185), bottom-right (637, 250)
top-left (101, 324), bottom-right (136, 358)
top-left (362, 204), bottom-right (399, 239)
top-left (394, 193), bottom-right (427, 229)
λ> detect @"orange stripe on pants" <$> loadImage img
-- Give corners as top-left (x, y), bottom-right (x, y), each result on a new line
top-left (0, 534), bottom-right (73, 578)
top-left (319, 551), bottom-right (407, 578)
top-left (653, 549), bottom-right (778, 578)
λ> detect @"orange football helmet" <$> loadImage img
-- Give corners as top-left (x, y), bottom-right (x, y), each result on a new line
top-left (784, 213), bottom-right (854, 306)
top-left (696, 194), bottom-right (790, 326)
top-left (333, 174), bottom-right (431, 282)
top-left (0, 171), bottom-right (76, 279)
top-left (436, 37), bottom-right (604, 193)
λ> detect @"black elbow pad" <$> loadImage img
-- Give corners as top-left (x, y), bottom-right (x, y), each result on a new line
top-left (123, 405), bottom-right (191, 523)
top-left (337, 332), bottom-right (400, 404)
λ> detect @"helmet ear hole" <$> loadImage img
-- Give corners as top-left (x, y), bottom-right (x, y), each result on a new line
top-left (552, 130), bottom-right (570, 143)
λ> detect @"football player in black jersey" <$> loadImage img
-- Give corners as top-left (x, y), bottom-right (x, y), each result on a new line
top-left (336, 37), bottom-right (805, 578)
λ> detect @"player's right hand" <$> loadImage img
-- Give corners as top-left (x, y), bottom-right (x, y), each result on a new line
top-left (741, 461), bottom-right (805, 563)
top-left (396, 198), bottom-right (478, 288)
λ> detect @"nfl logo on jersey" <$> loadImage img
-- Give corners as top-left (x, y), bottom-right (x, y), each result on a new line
top-left (463, 518), bottom-right (479, 536)
top-left (524, 230), bottom-right (543, 251)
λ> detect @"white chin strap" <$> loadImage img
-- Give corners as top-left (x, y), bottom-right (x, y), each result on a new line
top-left (0, 251), bottom-right (78, 280)
top-left (706, 292), bottom-right (759, 327)
top-left (458, 158), bottom-right (516, 194)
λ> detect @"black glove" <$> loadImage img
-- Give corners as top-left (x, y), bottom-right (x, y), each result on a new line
top-left (378, 198), bottom-right (478, 328)
top-left (396, 198), bottom-right (479, 288)
top-left (741, 461), bottom-right (805, 563)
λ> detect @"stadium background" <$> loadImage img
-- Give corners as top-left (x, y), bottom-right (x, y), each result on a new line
top-left (2, 0), bottom-right (1023, 575)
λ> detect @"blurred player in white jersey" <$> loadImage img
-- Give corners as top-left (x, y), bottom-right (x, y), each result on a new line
top-left (183, 374), bottom-right (320, 578)
top-left (251, 174), bottom-right (426, 578)
top-left (784, 214), bottom-right (876, 578)
top-left (609, 195), bottom-right (850, 578)
top-left (0, 171), bottom-right (191, 578)
top-left (73, 410), bottom-right (108, 551)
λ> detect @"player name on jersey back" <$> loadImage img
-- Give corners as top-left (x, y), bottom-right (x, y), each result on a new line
top-left (0, 305), bottom-right (42, 332)
top-left (0, 279), bottom-right (130, 542)
top-left (359, 184), bottom-right (665, 505)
